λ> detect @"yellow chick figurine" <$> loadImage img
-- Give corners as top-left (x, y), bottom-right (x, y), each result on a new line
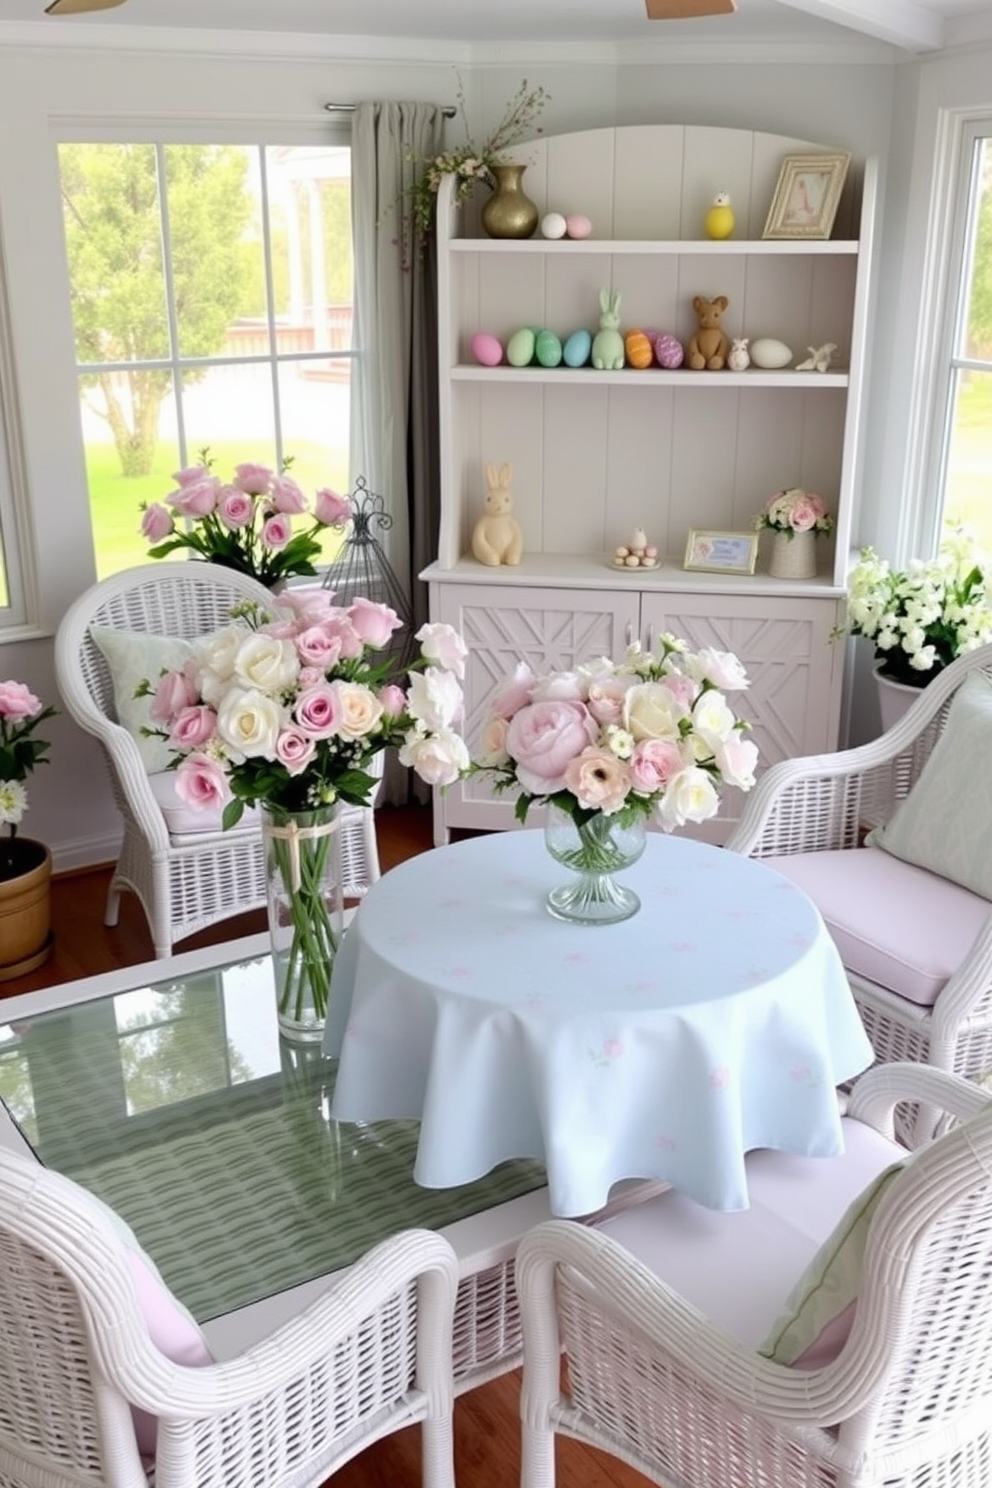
top-left (704, 191), bottom-right (735, 241)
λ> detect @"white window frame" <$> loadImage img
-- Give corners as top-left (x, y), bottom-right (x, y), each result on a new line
top-left (0, 240), bottom-right (35, 633)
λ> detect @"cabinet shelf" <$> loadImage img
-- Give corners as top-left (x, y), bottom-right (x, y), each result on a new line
top-left (448, 237), bottom-right (859, 256)
top-left (450, 364), bottom-right (849, 388)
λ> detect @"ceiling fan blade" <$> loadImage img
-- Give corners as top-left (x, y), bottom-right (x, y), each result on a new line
top-left (645, 0), bottom-right (737, 16)
top-left (45, 0), bottom-right (127, 13)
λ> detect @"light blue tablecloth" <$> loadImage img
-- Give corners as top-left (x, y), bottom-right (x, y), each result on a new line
top-left (325, 830), bottom-right (873, 1217)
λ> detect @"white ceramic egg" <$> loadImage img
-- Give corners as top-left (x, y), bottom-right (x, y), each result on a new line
top-left (541, 212), bottom-right (568, 240)
top-left (749, 337), bottom-right (794, 370)
top-left (564, 213), bottom-right (592, 240)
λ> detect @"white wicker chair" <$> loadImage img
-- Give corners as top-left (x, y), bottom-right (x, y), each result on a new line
top-left (516, 1062), bottom-right (992, 1488)
top-left (724, 641), bottom-right (992, 1144)
top-left (55, 563), bottom-right (381, 958)
top-left (0, 1146), bottom-right (457, 1488)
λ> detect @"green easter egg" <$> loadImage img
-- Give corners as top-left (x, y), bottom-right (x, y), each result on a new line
top-left (563, 329), bottom-right (592, 368)
top-left (506, 327), bottom-right (537, 367)
top-left (535, 329), bottom-right (563, 368)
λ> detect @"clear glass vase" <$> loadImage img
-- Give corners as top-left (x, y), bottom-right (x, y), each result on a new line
top-left (543, 804), bottom-right (646, 925)
top-left (261, 804), bottom-right (343, 1042)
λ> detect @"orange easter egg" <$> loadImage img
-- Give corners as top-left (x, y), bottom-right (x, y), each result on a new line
top-left (625, 329), bottom-right (653, 370)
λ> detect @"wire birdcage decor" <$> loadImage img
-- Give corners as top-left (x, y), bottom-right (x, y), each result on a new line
top-left (322, 477), bottom-right (417, 671)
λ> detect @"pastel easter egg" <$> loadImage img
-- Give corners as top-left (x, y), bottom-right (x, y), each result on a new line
top-left (625, 329), bottom-right (654, 370)
top-left (564, 213), bottom-right (592, 240)
top-left (535, 329), bottom-right (563, 368)
top-left (471, 331), bottom-right (503, 367)
top-left (750, 337), bottom-right (794, 369)
top-left (541, 212), bottom-right (568, 240)
top-left (506, 327), bottom-right (537, 367)
top-left (562, 329), bottom-right (592, 367)
top-left (654, 333), bottom-right (684, 369)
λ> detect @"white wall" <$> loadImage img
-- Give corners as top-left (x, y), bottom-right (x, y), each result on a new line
top-left (0, 30), bottom-right (987, 870)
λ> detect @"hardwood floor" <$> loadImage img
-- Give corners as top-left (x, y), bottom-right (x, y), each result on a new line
top-left (1, 804), bottom-right (650, 1488)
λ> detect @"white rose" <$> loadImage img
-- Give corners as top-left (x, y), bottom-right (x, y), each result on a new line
top-left (713, 735), bottom-right (758, 791)
top-left (330, 681), bottom-right (384, 740)
top-left (625, 681), bottom-right (686, 741)
top-left (406, 667), bottom-right (463, 732)
top-left (415, 622), bottom-right (468, 679)
top-left (656, 767), bottom-right (720, 830)
top-left (691, 690), bottom-right (737, 748)
top-left (530, 670), bottom-right (586, 702)
top-left (684, 647), bottom-right (749, 692)
top-left (232, 632), bottom-right (298, 695)
top-left (215, 686), bottom-right (284, 759)
top-left (399, 725), bottom-right (470, 786)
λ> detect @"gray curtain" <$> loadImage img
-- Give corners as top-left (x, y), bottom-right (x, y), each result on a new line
top-left (350, 101), bottom-right (444, 803)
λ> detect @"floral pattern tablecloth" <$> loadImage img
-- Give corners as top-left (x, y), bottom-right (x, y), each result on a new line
top-left (324, 830), bottom-right (873, 1217)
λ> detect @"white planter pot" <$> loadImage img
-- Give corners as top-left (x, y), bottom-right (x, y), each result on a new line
top-left (874, 666), bottom-right (928, 732)
top-left (768, 529), bottom-right (817, 580)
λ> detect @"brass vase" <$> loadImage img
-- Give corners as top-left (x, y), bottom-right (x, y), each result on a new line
top-left (481, 163), bottom-right (539, 240)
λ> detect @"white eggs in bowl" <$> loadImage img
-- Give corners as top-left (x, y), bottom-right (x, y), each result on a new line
top-left (749, 338), bottom-right (794, 369)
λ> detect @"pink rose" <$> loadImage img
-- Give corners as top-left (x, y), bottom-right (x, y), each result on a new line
top-left (789, 501), bottom-right (818, 532)
top-left (586, 678), bottom-right (630, 726)
top-left (261, 513), bottom-right (291, 550)
top-left (378, 683), bottom-right (407, 719)
top-left (173, 464), bottom-right (211, 487)
top-left (562, 748), bottom-right (630, 814)
top-left (314, 487), bottom-right (353, 526)
top-left (629, 738), bottom-right (685, 793)
top-left (274, 725), bottom-right (317, 775)
top-left (272, 588), bottom-right (339, 625)
top-left (321, 614), bottom-right (364, 659)
top-left (217, 487), bottom-right (254, 529)
top-left (140, 502), bottom-right (175, 543)
top-left (295, 625), bottom-right (343, 670)
top-left (415, 622), bottom-right (469, 679)
top-left (489, 662), bottom-right (536, 720)
top-left (233, 462), bottom-right (273, 496)
top-left (148, 668), bottom-right (197, 724)
top-left (659, 672), bottom-right (699, 709)
top-left (170, 476), bottom-right (220, 517)
top-left (269, 475), bottom-right (308, 514)
top-left (168, 705), bottom-right (217, 750)
top-left (175, 753), bottom-right (230, 812)
top-left (0, 680), bottom-right (41, 722)
top-left (294, 682), bottom-right (341, 738)
top-left (349, 597), bottom-right (401, 649)
top-left (298, 666), bottom-right (324, 687)
top-left (506, 700), bottom-right (598, 796)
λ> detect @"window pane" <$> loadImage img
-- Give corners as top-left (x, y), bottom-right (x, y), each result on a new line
top-left (941, 367), bottom-right (992, 549)
top-left (960, 138), bottom-right (992, 362)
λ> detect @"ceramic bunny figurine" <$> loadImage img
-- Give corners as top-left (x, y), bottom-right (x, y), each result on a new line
top-left (727, 337), bottom-right (750, 371)
top-left (471, 462), bottom-right (524, 566)
top-left (592, 288), bottom-right (625, 370)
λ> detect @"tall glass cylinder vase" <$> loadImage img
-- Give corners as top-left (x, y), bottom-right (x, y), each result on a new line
top-left (543, 804), bottom-right (646, 926)
top-left (261, 804), bottom-right (343, 1042)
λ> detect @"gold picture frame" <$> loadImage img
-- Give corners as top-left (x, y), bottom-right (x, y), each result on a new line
top-left (683, 530), bottom-right (758, 576)
top-left (762, 152), bottom-right (851, 241)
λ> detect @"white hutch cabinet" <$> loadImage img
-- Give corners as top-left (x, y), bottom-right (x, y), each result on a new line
top-left (422, 125), bottom-right (876, 844)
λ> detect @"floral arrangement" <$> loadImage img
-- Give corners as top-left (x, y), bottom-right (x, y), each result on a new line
top-left (140, 590), bottom-right (468, 1024)
top-left (140, 452), bottom-right (353, 588)
top-left (470, 634), bottom-right (758, 834)
top-left (0, 681), bottom-right (57, 864)
top-left (406, 76), bottom-right (551, 242)
top-left (755, 487), bottom-right (834, 539)
top-left (839, 530), bottom-right (992, 686)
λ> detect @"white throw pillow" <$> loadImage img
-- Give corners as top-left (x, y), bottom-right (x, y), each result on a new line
top-left (867, 669), bottom-right (992, 901)
top-left (89, 627), bottom-right (194, 775)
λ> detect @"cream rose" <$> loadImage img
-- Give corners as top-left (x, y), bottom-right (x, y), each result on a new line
top-left (657, 767), bottom-right (720, 830)
top-left (232, 632), bottom-right (299, 695)
top-left (215, 686), bottom-right (284, 759)
top-left (624, 681), bottom-right (687, 741)
top-left (328, 680), bottom-right (384, 740)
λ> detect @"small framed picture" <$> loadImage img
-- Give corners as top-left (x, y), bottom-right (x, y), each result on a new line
top-left (683, 530), bottom-right (758, 576)
top-left (762, 152), bottom-right (851, 241)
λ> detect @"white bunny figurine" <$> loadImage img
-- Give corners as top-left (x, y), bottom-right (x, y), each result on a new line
top-left (592, 288), bottom-right (625, 370)
top-left (471, 462), bottom-right (524, 566)
top-left (727, 337), bottom-right (750, 371)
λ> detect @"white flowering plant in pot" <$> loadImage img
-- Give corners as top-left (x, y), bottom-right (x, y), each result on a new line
top-left (840, 530), bottom-right (992, 687)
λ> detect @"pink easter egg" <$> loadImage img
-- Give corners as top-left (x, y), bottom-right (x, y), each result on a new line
top-left (564, 213), bottom-right (592, 240)
top-left (645, 545), bottom-right (658, 559)
top-left (471, 332), bottom-right (504, 367)
top-left (654, 333), bottom-right (684, 370)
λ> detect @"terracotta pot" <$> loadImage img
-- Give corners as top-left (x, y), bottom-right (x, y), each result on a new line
top-left (0, 837), bottom-right (53, 981)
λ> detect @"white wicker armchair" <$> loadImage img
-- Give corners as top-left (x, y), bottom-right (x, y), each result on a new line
top-left (0, 1146), bottom-right (458, 1488)
top-left (725, 641), bottom-right (992, 1143)
top-left (516, 1062), bottom-right (992, 1488)
top-left (55, 564), bottom-right (381, 958)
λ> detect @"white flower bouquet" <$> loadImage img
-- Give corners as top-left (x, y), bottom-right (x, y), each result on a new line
top-left (470, 633), bottom-right (758, 835)
top-left (841, 531), bottom-right (992, 686)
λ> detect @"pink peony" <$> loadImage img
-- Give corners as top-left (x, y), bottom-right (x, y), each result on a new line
top-left (175, 753), bottom-right (230, 813)
top-left (0, 680), bottom-right (42, 722)
top-left (562, 748), bottom-right (630, 813)
top-left (261, 513), bottom-right (291, 549)
top-left (314, 487), bottom-right (353, 526)
top-left (506, 700), bottom-right (598, 796)
top-left (269, 474), bottom-right (308, 514)
top-left (488, 662), bottom-right (536, 720)
top-left (349, 597), bottom-right (401, 649)
top-left (140, 502), bottom-right (174, 543)
top-left (233, 462), bottom-right (274, 496)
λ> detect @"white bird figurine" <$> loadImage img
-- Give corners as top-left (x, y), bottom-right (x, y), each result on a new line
top-left (796, 342), bottom-right (838, 372)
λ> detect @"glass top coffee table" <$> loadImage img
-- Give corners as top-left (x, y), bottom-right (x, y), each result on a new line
top-left (0, 932), bottom-right (576, 1374)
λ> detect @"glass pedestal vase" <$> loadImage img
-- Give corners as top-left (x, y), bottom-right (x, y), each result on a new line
top-left (769, 528), bottom-right (817, 579)
top-left (543, 804), bottom-right (646, 926)
top-left (262, 804), bottom-right (343, 1042)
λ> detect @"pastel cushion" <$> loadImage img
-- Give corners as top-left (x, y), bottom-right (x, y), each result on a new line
top-left (56, 1169), bottom-right (212, 1455)
top-left (593, 1114), bottom-right (900, 1350)
top-left (148, 771), bottom-right (260, 837)
top-left (89, 627), bottom-right (194, 775)
top-left (767, 847), bottom-right (992, 1007)
top-left (867, 670), bottom-right (992, 900)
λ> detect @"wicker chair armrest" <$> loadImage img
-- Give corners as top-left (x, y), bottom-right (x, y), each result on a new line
top-left (94, 718), bottom-right (172, 851)
top-left (846, 1062), bottom-right (992, 1135)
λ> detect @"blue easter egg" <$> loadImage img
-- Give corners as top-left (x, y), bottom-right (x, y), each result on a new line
top-left (563, 329), bottom-right (592, 368)
top-left (535, 329), bottom-right (563, 368)
top-left (506, 327), bottom-right (537, 367)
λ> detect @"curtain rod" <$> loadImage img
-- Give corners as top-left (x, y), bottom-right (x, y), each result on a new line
top-left (324, 102), bottom-right (457, 118)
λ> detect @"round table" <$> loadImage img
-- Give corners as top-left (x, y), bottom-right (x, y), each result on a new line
top-left (324, 829), bottom-right (873, 1217)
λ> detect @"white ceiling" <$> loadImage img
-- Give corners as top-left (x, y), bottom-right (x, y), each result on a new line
top-left (5, 0), bottom-right (992, 53)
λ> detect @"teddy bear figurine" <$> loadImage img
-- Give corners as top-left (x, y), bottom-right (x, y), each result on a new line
top-left (471, 462), bottom-right (524, 566)
top-left (686, 294), bottom-right (731, 371)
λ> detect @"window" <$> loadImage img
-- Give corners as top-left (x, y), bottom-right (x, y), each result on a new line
top-left (57, 139), bottom-right (353, 579)
top-left (932, 119), bottom-right (992, 551)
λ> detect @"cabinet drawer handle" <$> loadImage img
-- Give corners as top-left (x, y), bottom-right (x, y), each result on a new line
top-left (625, 621), bottom-right (634, 646)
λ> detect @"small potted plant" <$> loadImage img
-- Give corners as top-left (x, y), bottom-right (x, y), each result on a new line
top-left (0, 679), bottom-right (58, 980)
